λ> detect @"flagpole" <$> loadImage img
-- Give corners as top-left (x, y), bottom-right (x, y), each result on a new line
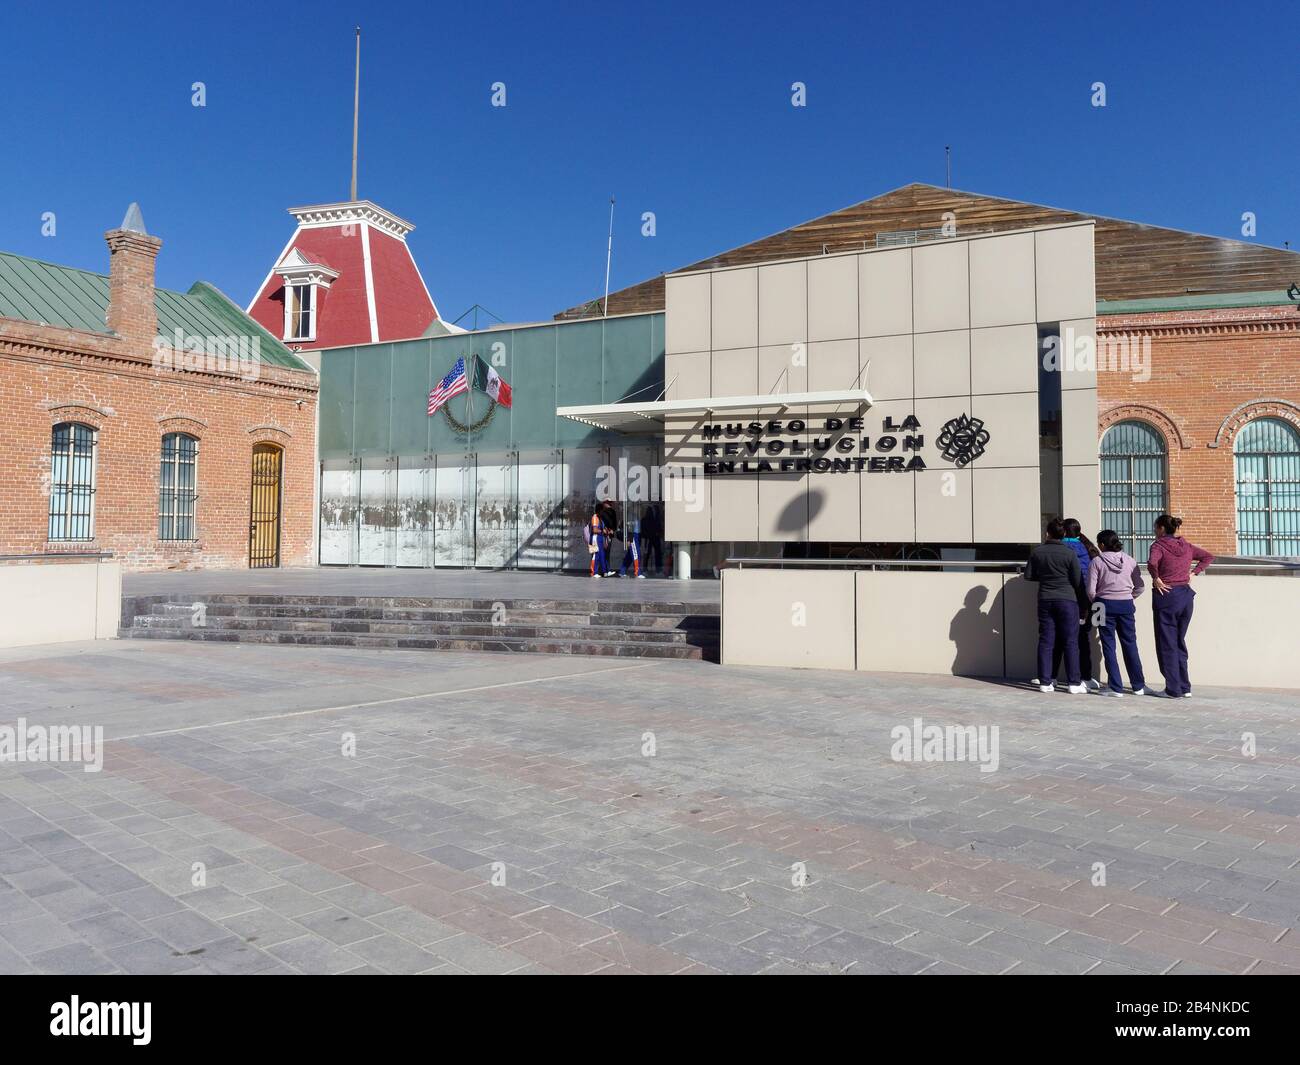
top-left (603, 196), bottom-right (615, 317)
top-left (351, 27), bottom-right (361, 201)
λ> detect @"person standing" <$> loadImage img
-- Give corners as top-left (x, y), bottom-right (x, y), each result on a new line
top-left (641, 502), bottom-right (664, 576)
top-left (618, 510), bottom-right (644, 578)
top-left (1087, 530), bottom-right (1147, 697)
top-left (598, 501), bottom-right (621, 577)
top-left (1025, 519), bottom-right (1089, 694)
top-left (1052, 518), bottom-right (1102, 690)
top-left (1147, 514), bottom-right (1214, 698)
top-left (587, 504), bottom-right (609, 578)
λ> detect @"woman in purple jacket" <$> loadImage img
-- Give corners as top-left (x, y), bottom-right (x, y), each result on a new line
top-left (1087, 530), bottom-right (1146, 696)
top-left (1147, 514), bottom-right (1214, 698)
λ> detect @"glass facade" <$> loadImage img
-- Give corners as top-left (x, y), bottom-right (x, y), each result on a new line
top-left (317, 314), bottom-right (665, 569)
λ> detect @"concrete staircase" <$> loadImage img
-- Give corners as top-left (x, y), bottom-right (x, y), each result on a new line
top-left (119, 594), bottom-right (720, 661)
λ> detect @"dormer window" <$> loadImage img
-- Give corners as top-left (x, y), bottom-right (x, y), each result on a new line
top-left (271, 248), bottom-right (339, 344)
top-left (288, 284), bottom-right (314, 340)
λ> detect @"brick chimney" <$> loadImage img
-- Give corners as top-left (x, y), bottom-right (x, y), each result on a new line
top-left (105, 202), bottom-right (162, 350)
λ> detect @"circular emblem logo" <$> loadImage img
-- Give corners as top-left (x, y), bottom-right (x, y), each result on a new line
top-left (937, 414), bottom-right (990, 468)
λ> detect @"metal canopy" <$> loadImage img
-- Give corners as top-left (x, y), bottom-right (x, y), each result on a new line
top-left (556, 388), bottom-right (874, 433)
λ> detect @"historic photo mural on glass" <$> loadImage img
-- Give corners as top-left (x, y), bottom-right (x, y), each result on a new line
top-left (395, 458), bottom-right (434, 567)
top-left (319, 460), bottom-right (359, 565)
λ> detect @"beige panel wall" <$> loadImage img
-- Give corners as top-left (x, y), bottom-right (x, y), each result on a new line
top-left (721, 569), bottom-right (856, 670)
top-left (1062, 463), bottom-right (1102, 534)
top-left (973, 467), bottom-right (1041, 542)
top-left (665, 273), bottom-right (710, 355)
top-left (665, 221), bottom-right (1097, 547)
top-left (860, 335), bottom-right (913, 401)
top-left (912, 241), bottom-right (970, 333)
top-left (712, 347), bottom-right (758, 395)
top-left (859, 247), bottom-right (912, 337)
top-left (808, 254), bottom-right (858, 342)
top-left (1036, 225), bottom-right (1096, 324)
top-left (913, 330), bottom-right (970, 399)
top-left (971, 324), bottom-right (1037, 395)
top-left (723, 568), bottom-right (1300, 689)
top-left (861, 469), bottom-right (915, 541)
top-left (711, 476), bottom-right (758, 541)
top-left (856, 570), bottom-right (1005, 676)
top-left (758, 473), bottom-right (808, 541)
top-left (710, 267), bottom-right (758, 351)
top-left (665, 352), bottom-right (709, 401)
top-left (808, 339), bottom-right (860, 392)
top-left (969, 232), bottom-right (1036, 329)
top-left (0, 561), bottom-right (121, 648)
top-left (758, 261), bottom-right (808, 347)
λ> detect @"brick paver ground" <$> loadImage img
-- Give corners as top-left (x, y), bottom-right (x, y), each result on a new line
top-left (0, 638), bottom-right (1296, 974)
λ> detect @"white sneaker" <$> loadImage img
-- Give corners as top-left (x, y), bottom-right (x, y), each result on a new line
top-left (591, 573), bottom-right (602, 579)
top-left (1182, 692), bottom-right (1192, 699)
top-left (1038, 684), bottom-right (1055, 694)
top-left (635, 574), bottom-right (645, 579)
top-left (1067, 683), bottom-right (1088, 694)
top-left (1086, 678), bottom-right (1101, 691)
top-left (1101, 689), bottom-right (1124, 698)
top-left (1132, 687), bottom-right (1145, 696)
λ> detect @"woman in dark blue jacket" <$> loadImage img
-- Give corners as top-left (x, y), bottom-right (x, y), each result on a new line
top-left (1051, 518), bottom-right (1101, 689)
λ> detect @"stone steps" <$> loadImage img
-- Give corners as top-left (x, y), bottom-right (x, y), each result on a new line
top-left (119, 594), bottom-right (720, 662)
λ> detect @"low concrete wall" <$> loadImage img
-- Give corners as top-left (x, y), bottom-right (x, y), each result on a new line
top-left (723, 567), bottom-right (1300, 689)
top-left (0, 560), bottom-right (121, 649)
top-left (721, 569), bottom-right (856, 670)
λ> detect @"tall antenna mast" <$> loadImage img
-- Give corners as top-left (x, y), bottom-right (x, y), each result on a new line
top-left (602, 196), bottom-right (615, 317)
top-left (350, 27), bottom-right (361, 201)
top-left (945, 145), bottom-right (951, 189)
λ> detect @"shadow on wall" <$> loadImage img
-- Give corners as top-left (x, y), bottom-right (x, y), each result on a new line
top-left (948, 584), bottom-right (1004, 677)
top-left (945, 576), bottom-right (1101, 682)
top-left (778, 483), bottom-right (824, 535)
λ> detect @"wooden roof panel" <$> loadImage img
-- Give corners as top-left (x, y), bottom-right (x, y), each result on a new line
top-left (556, 183), bottom-right (1300, 318)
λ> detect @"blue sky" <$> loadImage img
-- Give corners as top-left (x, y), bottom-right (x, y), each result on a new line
top-left (2, 0), bottom-right (1295, 323)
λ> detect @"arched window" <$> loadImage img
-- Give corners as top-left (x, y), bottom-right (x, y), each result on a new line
top-left (1100, 420), bottom-right (1166, 563)
top-left (160, 433), bottom-right (199, 540)
top-left (48, 422), bottom-right (97, 541)
top-left (1234, 417), bottom-right (1300, 556)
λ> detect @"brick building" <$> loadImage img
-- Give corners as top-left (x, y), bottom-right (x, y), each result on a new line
top-left (0, 205), bottom-right (318, 571)
top-left (558, 184), bottom-right (1300, 559)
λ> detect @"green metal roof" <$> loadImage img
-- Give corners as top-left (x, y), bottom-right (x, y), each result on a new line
top-left (1096, 289), bottom-right (1298, 315)
top-left (0, 249), bottom-right (311, 372)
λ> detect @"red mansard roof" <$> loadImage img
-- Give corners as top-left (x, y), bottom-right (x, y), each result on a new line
top-left (247, 200), bottom-right (439, 350)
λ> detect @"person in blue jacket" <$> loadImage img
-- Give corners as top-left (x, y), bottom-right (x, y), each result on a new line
top-left (1050, 517), bottom-right (1101, 689)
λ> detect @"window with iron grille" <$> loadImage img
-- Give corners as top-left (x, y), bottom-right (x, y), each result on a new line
top-left (1099, 420), bottom-right (1166, 563)
top-left (1234, 417), bottom-right (1300, 557)
top-left (48, 422), bottom-right (97, 541)
top-left (159, 433), bottom-right (199, 540)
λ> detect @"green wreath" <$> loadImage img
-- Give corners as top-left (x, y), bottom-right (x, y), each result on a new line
top-left (443, 397), bottom-right (497, 435)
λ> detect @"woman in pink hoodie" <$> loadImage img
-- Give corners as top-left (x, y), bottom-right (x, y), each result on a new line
top-left (1146, 514), bottom-right (1214, 698)
top-left (1087, 530), bottom-right (1146, 696)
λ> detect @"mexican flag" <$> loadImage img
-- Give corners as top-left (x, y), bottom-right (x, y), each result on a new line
top-left (471, 354), bottom-right (513, 408)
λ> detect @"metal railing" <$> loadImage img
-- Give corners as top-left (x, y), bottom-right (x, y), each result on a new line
top-left (721, 556), bottom-right (1299, 575)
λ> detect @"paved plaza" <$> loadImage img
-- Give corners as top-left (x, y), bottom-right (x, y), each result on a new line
top-left (0, 636), bottom-right (1296, 975)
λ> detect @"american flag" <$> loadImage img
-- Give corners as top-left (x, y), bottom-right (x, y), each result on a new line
top-left (428, 357), bottom-right (468, 415)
